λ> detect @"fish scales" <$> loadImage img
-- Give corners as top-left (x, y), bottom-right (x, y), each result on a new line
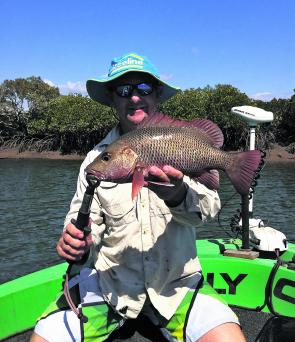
top-left (86, 114), bottom-right (263, 196)
top-left (120, 126), bottom-right (231, 174)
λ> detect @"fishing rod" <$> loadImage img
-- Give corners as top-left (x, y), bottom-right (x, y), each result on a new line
top-left (70, 173), bottom-right (100, 268)
top-left (63, 173), bottom-right (100, 323)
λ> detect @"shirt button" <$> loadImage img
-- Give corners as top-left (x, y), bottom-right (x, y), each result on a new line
top-left (145, 256), bottom-right (149, 261)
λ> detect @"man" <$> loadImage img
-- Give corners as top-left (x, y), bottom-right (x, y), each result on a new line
top-left (31, 53), bottom-right (246, 341)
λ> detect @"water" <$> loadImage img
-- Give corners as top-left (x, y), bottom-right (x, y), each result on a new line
top-left (0, 159), bottom-right (294, 284)
top-left (0, 159), bottom-right (80, 284)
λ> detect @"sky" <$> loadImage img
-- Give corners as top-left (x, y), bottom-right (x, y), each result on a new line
top-left (0, 0), bottom-right (294, 101)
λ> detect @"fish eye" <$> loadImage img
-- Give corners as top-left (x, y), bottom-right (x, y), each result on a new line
top-left (101, 152), bottom-right (111, 162)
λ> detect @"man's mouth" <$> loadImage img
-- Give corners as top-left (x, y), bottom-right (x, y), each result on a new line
top-left (127, 108), bottom-right (148, 124)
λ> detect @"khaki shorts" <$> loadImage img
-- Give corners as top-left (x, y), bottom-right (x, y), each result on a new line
top-left (35, 268), bottom-right (239, 342)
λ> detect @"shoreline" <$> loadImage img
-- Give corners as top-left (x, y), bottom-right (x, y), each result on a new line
top-left (0, 148), bottom-right (85, 160)
top-left (0, 145), bottom-right (295, 162)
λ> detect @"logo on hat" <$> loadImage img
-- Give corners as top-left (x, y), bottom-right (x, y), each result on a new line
top-left (109, 53), bottom-right (144, 76)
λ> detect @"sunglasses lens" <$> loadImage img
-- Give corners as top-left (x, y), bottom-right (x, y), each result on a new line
top-left (116, 85), bottom-right (133, 97)
top-left (137, 83), bottom-right (153, 95)
top-left (115, 83), bottom-right (154, 97)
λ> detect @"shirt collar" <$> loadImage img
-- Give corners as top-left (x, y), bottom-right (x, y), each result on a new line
top-left (97, 124), bottom-right (121, 149)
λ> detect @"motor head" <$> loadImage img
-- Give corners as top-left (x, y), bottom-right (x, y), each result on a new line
top-left (231, 106), bottom-right (274, 126)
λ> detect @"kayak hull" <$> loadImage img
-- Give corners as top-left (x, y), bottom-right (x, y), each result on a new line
top-left (1, 239), bottom-right (294, 340)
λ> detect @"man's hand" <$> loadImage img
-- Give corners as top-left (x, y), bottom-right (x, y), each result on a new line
top-left (56, 222), bottom-right (93, 261)
top-left (147, 165), bottom-right (188, 207)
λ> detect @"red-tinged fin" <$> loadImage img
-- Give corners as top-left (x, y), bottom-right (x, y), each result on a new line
top-left (132, 167), bottom-right (145, 200)
top-left (190, 119), bottom-right (224, 148)
top-left (137, 112), bottom-right (175, 127)
top-left (225, 150), bottom-right (262, 195)
top-left (193, 169), bottom-right (220, 190)
top-left (138, 112), bottom-right (223, 147)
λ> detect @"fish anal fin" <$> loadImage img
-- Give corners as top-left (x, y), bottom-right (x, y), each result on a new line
top-left (193, 169), bottom-right (220, 190)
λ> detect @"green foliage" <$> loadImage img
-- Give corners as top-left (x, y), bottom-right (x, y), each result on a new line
top-left (0, 101), bottom-right (19, 140)
top-left (253, 96), bottom-right (293, 145)
top-left (160, 84), bottom-right (252, 149)
top-left (278, 92), bottom-right (295, 144)
top-left (28, 94), bottom-right (116, 154)
top-left (204, 85), bottom-right (252, 149)
top-left (0, 76), bottom-right (60, 136)
top-left (160, 87), bottom-right (211, 120)
top-left (1, 75), bottom-right (294, 154)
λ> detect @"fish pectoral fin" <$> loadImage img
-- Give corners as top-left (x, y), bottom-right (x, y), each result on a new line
top-left (147, 181), bottom-right (175, 187)
top-left (193, 170), bottom-right (219, 190)
top-left (132, 167), bottom-right (145, 200)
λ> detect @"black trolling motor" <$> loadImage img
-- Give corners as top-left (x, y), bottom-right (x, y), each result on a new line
top-left (63, 173), bottom-right (100, 323)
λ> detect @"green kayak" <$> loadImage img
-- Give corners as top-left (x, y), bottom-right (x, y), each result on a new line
top-left (1, 238), bottom-right (294, 340)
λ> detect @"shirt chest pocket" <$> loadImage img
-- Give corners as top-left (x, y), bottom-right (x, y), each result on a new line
top-left (148, 191), bottom-right (172, 217)
top-left (98, 182), bottom-right (135, 227)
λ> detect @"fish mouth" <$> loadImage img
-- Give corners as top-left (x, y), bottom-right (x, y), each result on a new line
top-left (85, 168), bottom-right (105, 181)
top-left (84, 167), bottom-right (134, 183)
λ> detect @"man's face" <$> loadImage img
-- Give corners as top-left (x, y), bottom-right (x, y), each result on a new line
top-left (108, 72), bottom-right (161, 133)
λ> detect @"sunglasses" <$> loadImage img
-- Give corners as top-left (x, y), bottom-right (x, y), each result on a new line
top-left (113, 82), bottom-right (154, 97)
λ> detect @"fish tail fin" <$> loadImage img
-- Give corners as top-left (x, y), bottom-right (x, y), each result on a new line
top-left (225, 150), bottom-right (263, 195)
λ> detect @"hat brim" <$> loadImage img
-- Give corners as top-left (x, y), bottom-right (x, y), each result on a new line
top-left (86, 70), bottom-right (180, 106)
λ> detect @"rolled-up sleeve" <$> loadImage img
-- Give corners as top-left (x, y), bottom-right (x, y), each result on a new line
top-left (167, 176), bottom-right (221, 227)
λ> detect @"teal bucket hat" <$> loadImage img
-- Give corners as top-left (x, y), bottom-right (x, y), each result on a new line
top-left (86, 52), bottom-right (180, 106)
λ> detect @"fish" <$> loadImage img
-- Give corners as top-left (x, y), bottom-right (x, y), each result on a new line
top-left (85, 112), bottom-right (263, 200)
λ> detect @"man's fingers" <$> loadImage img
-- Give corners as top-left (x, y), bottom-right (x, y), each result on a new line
top-left (56, 246), bottom-right (76, 261)
top-left (56, 241), bottom-right (81, 261)
top-left (148, 166), bottom-right (170, 182)
top-left (162, 165), bottom-right (183, 180)
top-left (148, 165), bottom-right (184, 183)
top-left (145, 165), bottom-right (187, 205)
top-left (61, 242), bottom-right (86, 256)
top-left (66, 223), bottom-right (84, 239)
top-left (56, 222), bottom-right (93, 261)
top-left (56, 237), bottom-right (87, 260)
top-left (63, 232), bottom-right (86, 249)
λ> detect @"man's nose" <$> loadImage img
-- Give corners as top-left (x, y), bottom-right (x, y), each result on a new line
top-left (130, 94), bottom-right (141, 103)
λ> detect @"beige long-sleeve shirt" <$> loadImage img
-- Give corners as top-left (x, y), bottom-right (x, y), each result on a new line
top-left (65, 126), bottom-right (221, 320)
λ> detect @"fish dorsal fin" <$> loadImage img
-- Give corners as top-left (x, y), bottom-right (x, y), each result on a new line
top-left (138, 112), bottom-right (224, 148)
top-left (137, 112), bottom-right (175, 127)
top-left (190, 119), bottom-right (224, 148)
